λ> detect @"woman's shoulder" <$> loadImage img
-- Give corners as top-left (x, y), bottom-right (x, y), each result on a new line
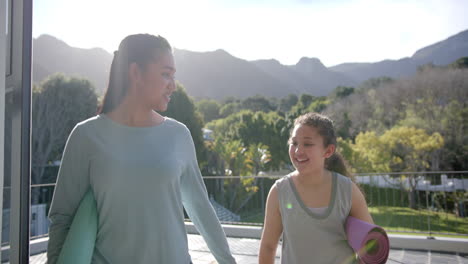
top-left (162, 117), bottom-right (192, 135)
top-left (69, 115), bottom-right (102, 136)
top-left (163, 117), bottom-right (187, 129)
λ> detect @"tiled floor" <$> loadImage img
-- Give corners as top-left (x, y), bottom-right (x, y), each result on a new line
top-left (27, 234), bottom-right (468, 264)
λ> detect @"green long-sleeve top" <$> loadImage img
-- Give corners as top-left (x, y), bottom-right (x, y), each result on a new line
top-left (47, 115), bottom-right (236, 264)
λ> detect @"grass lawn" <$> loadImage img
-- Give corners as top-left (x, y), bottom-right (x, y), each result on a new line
top-left (369, 206), bottom-right (467, 236)
top-left (237, 206), bottom-right (468, 238)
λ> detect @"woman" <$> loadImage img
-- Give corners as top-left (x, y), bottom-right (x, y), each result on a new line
top-left (47, 34), bottom-right (236, 264)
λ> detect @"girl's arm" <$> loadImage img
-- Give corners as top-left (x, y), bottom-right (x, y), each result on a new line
top-left (259, 184), bottom-right (283, 264)
top-left (349, 182), bottom-right (374, 223)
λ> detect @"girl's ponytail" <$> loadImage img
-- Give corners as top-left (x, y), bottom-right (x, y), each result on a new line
top-left (325, 152), bottom-right (355, 182)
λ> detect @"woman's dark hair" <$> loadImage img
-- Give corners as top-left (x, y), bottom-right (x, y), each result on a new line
top-left (292, 112), bottom-right (354, 181)
top-left (98, 34), bottom-right (172, 114)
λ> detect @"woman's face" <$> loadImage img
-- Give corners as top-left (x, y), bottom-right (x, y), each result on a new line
top-left (136, 51), bottom-right (176, 112)
top-left (288, 124), bottom-right (334, 174)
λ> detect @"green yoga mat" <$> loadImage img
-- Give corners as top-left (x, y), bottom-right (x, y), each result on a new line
top-left (57, 189), bottom-right (98, 264)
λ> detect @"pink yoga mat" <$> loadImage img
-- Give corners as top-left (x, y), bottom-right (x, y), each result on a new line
top-left (345, 216), bottom-right (389, 264)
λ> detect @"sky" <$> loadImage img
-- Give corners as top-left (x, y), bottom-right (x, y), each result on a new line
top-left (33, 0), bottom-right (468, 67)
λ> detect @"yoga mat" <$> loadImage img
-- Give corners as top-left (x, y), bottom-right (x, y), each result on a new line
top-left (57, 189), bottom-right (98, 264)
top-left (345, 216), bottom-right (389, 264)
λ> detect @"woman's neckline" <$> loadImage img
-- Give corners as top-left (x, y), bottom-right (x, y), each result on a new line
top-left (99, 113), bottom-right (168, 130)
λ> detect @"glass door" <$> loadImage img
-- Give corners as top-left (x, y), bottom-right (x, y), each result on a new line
top-left (2, 0), bottom-right (33, 263)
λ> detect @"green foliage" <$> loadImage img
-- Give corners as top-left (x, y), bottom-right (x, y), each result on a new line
top-left (382, 127), bottom-right (444, 172)
top-left (347, 127), bottom-right (444, 173)
top-left (332, 86), bottom-right (355, 99)
top-left (204, 59), bottom-right (467, 175)
top-left (342, 125), bottom-right (445, 209)
top-left (358, 76), bottom-right (394, 92)
top-left (207, 110), bottom-right (289, 171)
top-left (306, 97), bottom-right (330, 113)
top-left (336, 112), bottom-right (352, 138)
top-left (288, 94), bottom-right (329, 116)
top-left (219, 102), bottom-right (241, 118)
top-left (326, 65), bottom-right (467, 170)
top-left (226, 181), bottom-right (468, 235)
top-left (361, 184), bottom-right (408, 207)
top-left (245, 143), bottom-right (272, 175)
top-left (369, 206), bottom-right (468, 235)
top-left (210, 139), bottom-right (272, 212)
top-left (222, 96), bottom-right (240, 104)
top-left (399, 99), bottom-right (468, 170)
top-left (450, 57), bottom-right (468, 69)
top-left (32, 74), bottom-right (98, 184)
top-left (240, 95), bottom-right (275, 113)
top-left (299, 94), bottom-right (315, 107)
top-left (195, 99), bottom-right (220, 123)
top-left (164, 83), bottom-right (206, 166)
top-left (278, 94), bottom-right (298, 113)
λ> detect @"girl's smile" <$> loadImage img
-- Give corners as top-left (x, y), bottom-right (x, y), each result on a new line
top-left (289, 124), bottom-right (334, 174)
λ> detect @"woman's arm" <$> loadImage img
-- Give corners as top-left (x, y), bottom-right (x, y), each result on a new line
top-left (349, 182), bottom-right (374, 223)
top-left (179, 127), bottom-right (236, 264)
top-left (47, 125), bottom-right (91, 264)
top-left (259, 184), bottom-right (283, 264)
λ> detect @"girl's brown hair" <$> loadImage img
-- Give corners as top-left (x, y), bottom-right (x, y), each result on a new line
top-left (99, 34), bottom-right (172, 114)
top-left (292, 112), bottom-right (355, 181)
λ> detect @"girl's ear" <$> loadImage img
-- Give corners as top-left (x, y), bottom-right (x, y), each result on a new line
top-left (324, 144), bottom-right (336, 159)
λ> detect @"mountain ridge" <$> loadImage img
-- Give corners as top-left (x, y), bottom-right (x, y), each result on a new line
top-left (33, 29), bottom-right (468, 98)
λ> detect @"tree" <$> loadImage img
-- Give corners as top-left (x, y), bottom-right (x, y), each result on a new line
top-left (336, 112), bottom-right (352, 139)
top-left (278, 94), bottom-right (298, 113)
top-left (212, 139), bottom-right (271, 213)
top-left (219, 102), bottom-right (241, 118)
top-left (234, 143), bottom-right (271, 213)
top-left (212, 139), bottom-right (248, 210)
top-left (164, 83), bottom-right (206, 167)
top-left (207, 110), bottom-right (289, 170)
top-left (299, 94), bottom-right (315, 107)
top-left (326, 65), bottom-right (468, 172)
top-left (358, 76), bottom-right (394, 92)
top-left (450, 57), bottom-right (468, 69)
top-left (331, 86), bottom-right (355, 99)
top-left (241, 95), bottom-right (275, 113)
top-left (350, 127), bottom-right (444, 173)
top-left (32, 74), bottom-right (98, 186)
top-left (195, 99), bottom-right (220, 123)
top-left (349, 126), bottom-right (444, 209)
top-left (306, 96), bottom-right (329, 113)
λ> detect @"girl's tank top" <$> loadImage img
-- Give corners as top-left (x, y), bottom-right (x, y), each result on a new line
top-left (276, 172), bottom-right (357, 264)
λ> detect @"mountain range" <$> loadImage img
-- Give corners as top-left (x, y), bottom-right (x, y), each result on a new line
top-left (33, 29), bottom-right (468, 99)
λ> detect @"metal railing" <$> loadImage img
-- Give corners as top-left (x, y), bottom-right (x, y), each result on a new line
top-left (201, 172), bottom-right (468, 236)
top-left (1, 171), bottom-right (465, 245)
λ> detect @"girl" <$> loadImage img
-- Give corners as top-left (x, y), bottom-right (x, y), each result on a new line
top-left (259, 112), bottom-right (373, 264)
top-left (47, 34), bottom-right (236, 264)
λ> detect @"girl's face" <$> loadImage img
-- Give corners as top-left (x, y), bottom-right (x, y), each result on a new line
top-left (288, 124), bottom-right (335, 174)
top-left (134, 51), bottom-right (176, 112)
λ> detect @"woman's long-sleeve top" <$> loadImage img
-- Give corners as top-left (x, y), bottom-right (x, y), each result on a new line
top-left (47, 115), bottom-right (236, 264)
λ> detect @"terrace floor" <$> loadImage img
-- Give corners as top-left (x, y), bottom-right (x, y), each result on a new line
top-left (27, 234), bottom-right (468, 264)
